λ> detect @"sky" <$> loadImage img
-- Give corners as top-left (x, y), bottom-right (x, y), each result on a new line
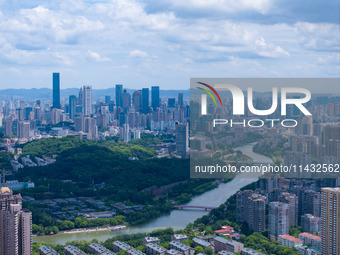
top-left (0, 0), bottom-right (339, 90)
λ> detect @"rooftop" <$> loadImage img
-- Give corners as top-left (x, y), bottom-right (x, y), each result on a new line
top-left (192, 237), bottom-right (211, 247)
top-left (145, 243), bottom-right (166, 253)
top-left (113, 241), bottom-right (132, 250)
top-left (169, 241), bottom-right (191, 251)
top-left (214, 236), bottom-right (240, 246)
top-left (279, 235), bottom-right (302, 243)
top-left (299, 232), bottom-right (321, 241)
top-left (127, 248), bottom-right (146, 255)
top-left (242, 248), bottom-right (265, 255)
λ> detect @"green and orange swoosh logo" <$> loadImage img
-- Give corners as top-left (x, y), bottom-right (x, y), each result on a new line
top-left (197, 82), bottom-right (223, 106)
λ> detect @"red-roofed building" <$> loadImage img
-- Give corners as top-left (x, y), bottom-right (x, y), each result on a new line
top-left (299, 233), bottom-right (321, 251)
top-left (214, 226), bottom-right (238, 239)
top-left (278, 234), bottom-right (303, 248)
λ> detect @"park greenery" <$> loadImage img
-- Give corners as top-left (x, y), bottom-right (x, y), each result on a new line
top-left (0, 151), bottom-right (13, 169)
top-left (13, 135), bottom-right (222, 233)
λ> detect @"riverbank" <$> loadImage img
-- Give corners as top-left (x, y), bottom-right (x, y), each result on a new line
top-left (33, 143), bottom-right (270, 244)
top-left (33, 225), bottom-right (127, 237)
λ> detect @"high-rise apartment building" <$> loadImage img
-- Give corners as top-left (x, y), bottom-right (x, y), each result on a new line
top-left (321, 187), bottom-right (339, 255)
top-left (269, 202), bottom-right (289, 240)
top-left (301, 214), bottom-right (320, 234)
top-left (247, 193), bottom-right (266, 232)
top-left (52, 73), bottom-right (60, 109)
top-left (279, 192), bottom-right (298, 227)
top-left (4, 118), bottom-right (13, 137)
top-left (236, 190), bottom-right (253, 222)
top-left (116, 84), bottom-right (123, 108)
top-left (151, 86), bottom-right (160, 110)
top-left (0, 185), bottom-right (32, 255)
top-left (17, 121), bottom-right (30, 139)
top-left (176, 122), bottom-right (188, 158)
top-left (301, 190), bottom-right (321, 217)
top-left (82, 85), bottom-right (92, 116)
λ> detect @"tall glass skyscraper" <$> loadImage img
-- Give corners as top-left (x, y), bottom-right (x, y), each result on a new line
top-left (151, 86), bottom-right (160, 110)
top-left (115, 84), bottom-right (123, 108)
top-left (69, 95), bottom-right (76, 120)
top-left (142, 88), bottom-right (149, 114)
top-left (82, 85), bottom-right (92, 116)
top-left (52, 73), bottom-right (60, 109)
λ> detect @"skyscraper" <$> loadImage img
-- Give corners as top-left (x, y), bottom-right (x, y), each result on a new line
top-left (236, 190), bottom-right (253, 223)
top-left (151, 86), bottom-right (160, 110)
top-left (269, 202), bottom-right (289, 240)
top-left (321, 187), bottom-right (340, 255)
top-left (178, 93), bottom-right (184, 107)
top-left (176, 122), bottom-right (189, 158)
top-left (17, 121), bottom-right (30, 139)
top-left (141, 88), bottom-right (149, 114)
top-left (116, 84), bottom-right (123, 108)
top-left (105, 96), bottom-right (111, 105)
top-left (4, 118), bottom-right (12, 137)
top-left (279, 192), bottom-right (298, 227)
top-left (52, 73), bottom-right (60, 109)
top-left (69, 95), bottom-right (77, 120)
top-left (132, 90), bottom-right (142, 113)
top-left (123, 89), bottom-right (131, 112)
top-left (247, 193), bottom-right (266, 233)
top-left (82, 85), bottom-right (92, 116)
top-left (0, 184), bottom-right (32, 255)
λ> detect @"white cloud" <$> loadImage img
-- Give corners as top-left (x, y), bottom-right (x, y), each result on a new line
top-left (86, 50), bottom-right (110, 62)
top-left (129, 49), bottom-right (148, 58)
top-left (295, 22), bottom-right (340, 51)
top-left (169, 0), bottom-right (272, 14)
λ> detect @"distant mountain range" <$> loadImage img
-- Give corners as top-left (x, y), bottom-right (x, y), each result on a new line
top-left (0, 88), bottom-right (190, 101)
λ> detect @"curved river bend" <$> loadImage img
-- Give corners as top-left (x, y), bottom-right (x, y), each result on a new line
top-left (33, 143), bottom-right (272, 244)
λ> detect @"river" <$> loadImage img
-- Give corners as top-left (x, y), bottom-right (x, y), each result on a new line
top-left (33, 142), bottom-right (272, 244)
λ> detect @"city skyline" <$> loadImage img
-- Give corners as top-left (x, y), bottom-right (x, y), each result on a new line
top-left (0, 0), bottom-right (339, 90)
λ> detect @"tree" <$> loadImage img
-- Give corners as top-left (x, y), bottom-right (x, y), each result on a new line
top-left (204, 247), bottom-right (213, 255)
top-left (194, 246), bottom-right (204, 254)
top-left (59, 220), bottom-right (75, 230)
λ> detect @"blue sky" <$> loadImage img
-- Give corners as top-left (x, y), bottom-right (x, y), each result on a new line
top-left (0, 0), bottom-right (339, 90)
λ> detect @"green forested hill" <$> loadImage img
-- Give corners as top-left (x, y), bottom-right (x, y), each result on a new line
top-left (16, 136), bottom-right (189, 200)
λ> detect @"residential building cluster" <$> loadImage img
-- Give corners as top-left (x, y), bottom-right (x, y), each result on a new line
top-left (236, 178), bottom-right (340, 254)
top-left (39, 235), bottom-right (268, 255)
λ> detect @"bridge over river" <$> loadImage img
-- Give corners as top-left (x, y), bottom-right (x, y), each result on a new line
top-left (172, 205), bottom-right (218, 211)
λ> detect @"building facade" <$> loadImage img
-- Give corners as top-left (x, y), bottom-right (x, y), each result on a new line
top-left (0, 186), bottom-right (32, 255)
top-left (321, 187), bottom-right (340, 255)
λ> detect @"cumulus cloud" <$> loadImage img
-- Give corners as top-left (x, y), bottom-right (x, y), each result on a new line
top-left (86, 50), bottom-right (110, 62)
top-left (129, 49), bottom-right (148, 58)
top-left (0, 0), bottom-right (338, 89)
